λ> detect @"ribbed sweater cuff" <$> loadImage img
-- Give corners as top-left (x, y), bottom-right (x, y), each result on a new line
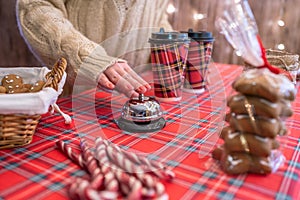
top-left (77, 48), bottom-right (126, 85)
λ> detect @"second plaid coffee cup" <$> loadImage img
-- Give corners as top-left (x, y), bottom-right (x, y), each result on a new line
top-left (181, 29), bottom-right (214, 94)
top-left (149, 28), bottom-right (190, 102)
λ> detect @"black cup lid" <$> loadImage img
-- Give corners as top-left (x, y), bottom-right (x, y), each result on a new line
top-left (181, 28), bottom-right (214, 42)
top-left (149, 28), bottom-right (190, 44)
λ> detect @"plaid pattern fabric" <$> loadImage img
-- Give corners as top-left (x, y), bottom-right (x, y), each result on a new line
top-left (0, 64), bottom-right (299, 200)
top-left (184, 41), bottom-right (213, 90)
top-left (150, 42), bottom-right (189, 99)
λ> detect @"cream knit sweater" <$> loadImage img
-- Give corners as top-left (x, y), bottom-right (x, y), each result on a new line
top-left (16, 0), bottom-right (172, 95)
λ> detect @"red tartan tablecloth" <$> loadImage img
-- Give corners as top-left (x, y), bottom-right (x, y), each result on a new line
top-left (0, 63), bottom-right (299, 200)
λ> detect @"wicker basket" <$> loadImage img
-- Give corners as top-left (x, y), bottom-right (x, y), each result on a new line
top-left (0, 58), bottom-right (67, 149)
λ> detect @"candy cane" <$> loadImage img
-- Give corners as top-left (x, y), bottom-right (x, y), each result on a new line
top-left (126, 153), bottom-right (174, 181)
top-left (113, 169), bottom-right (143, 199)
top-left (93, 138), bottom-right (119, 192)
top-left (103, 139), bottom-right (174, 181)
top-left (139, 182), bottom-right (166, 199)
top-left (90, 174), bottom-right (104, 191)
top-left (71, 178), bottom-right (118, 200)
top-left (98, 138), bottom-right (167, 196)
top-left (69, 178), bottom-right (101, 200)
top-left (105, 144), bottom-right (158, 188)
top-left (80, 140), bottom-right (101, 176)
top-left (68, 179), bottom-right (80, 200)
top-left (80, 139), bottom-right (104, 190)
top-left (55, 140), bottom-right (85, 168)
top-left (95, 138), bottom-right (144, 198)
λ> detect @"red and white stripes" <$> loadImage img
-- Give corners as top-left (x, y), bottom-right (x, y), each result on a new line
top-left (55, 138), bottom-right (175, 200)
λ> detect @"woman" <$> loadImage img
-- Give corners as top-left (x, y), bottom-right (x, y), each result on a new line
top-left (16, 0), bottom-right (172, 97)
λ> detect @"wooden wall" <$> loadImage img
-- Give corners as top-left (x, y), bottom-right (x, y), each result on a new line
top-left (1, 0), bottom-right (299, 66)
top-left (0, 0), bottom-right (40, 66)
top-left (168, 0), bottom-right (300, 65)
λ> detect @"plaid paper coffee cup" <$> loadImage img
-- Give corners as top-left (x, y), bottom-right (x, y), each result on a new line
top-left (149, 28), bottom-right (190, 102)
top-left (181, 29), bottom-right (214, 93)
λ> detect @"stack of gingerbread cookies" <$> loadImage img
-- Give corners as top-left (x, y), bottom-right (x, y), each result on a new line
top-left (213, 68), bottom-right (297, 175)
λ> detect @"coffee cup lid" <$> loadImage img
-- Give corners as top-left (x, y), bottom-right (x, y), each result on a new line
top-left (149, 28), bottom-right (190, 44)
top-left (181, 28), bottom-right (214, 42)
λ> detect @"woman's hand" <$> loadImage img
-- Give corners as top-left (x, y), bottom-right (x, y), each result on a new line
top-left (98, 62), bottom-right (151, 97)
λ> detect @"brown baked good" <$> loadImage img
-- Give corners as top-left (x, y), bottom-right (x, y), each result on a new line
top-left (213, 68), bottom-right (295, 175)
top-left (229, 113), bottom-right (286, 138)
top-left (0, 86), bottom-right (6, 93)
top-left (212, 145), bottom-right (223, 160)
top-left (232, 68), bottom-right (296, 102)
top-left (23, 83), bottom-right (32, 90)
top-left (213, 146), bottom-right (272, 175)
top-left (1, 74), bottom-right (24, 93)
top-left (1, 75), bottom-right (48, 94)
top-left (221, 127), bottom-right (279, 157)
top-left (30, 80), bottom-right (46, 92)
top-left (9, 87), bottom-right (30, 94)
top-left (228, 94), bottom-right (293, 118)
top-left (221, 151), bottom-right (252, 174)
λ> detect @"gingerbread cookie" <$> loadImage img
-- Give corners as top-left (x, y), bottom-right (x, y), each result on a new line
top-left (232, 68), bottom-right (296, 102)
top-left (23, 84), bottom-right (32, 91)
top-left (8, 87), bottom-right (30, 94)
top-left (213, 146), bottom-right (273, 175)
top-left (1, 74), bottom-right (24, 93)
top-left (228, 94), bottom-right (293, 118)
top-left (0, 86), bottom-right (6, 93)
top-left (221, 126), bottom-right (279, 157)
top-left (30, 80), bottom-right (46, 92)
top-left (229, 113), bottom-right (286, 138)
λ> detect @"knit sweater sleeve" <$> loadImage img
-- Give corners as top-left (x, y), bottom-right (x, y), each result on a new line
top-left (16, 0), bottom-right (119, 85)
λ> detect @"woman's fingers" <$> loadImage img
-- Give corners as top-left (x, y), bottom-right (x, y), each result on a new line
top-left (120, 63), bottom-right (151, 91)
top-left (98, 62), bottom-right (150, 97)
top-left (101, 63), bottom-right (150, 96)
top-left (98, 72), bottom-right (139, 97)
top-left (115, 76), bottom-right (139, 97)
top-left (98, 73), bottom-right (115, 90)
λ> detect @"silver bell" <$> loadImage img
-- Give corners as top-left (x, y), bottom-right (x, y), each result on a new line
top-left (115, 94), bottom-right (166, 133)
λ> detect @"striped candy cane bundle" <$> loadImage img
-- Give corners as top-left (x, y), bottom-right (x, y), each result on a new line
top-left (102, 138), bottom-right (175, 181)
top-left (55, 137), bottom-right (174, 199)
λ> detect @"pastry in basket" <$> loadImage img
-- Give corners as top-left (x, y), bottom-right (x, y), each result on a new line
top-left (0, 86), bottom-right (6, 93)
top-left (23, 83), bottom-right (33, 91)
top-left (232, 68), bottom-right (296, 102)
top-left (30, 80), bottom-right (46, 92)
top-left (1, 74), bottom-right (23, 88)
top-left (0, 58), bottom-right (67, 95)
top-left (1, 74), bottom-right (28, 94)
top-left (0, 75), bottom-right (47, 94)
